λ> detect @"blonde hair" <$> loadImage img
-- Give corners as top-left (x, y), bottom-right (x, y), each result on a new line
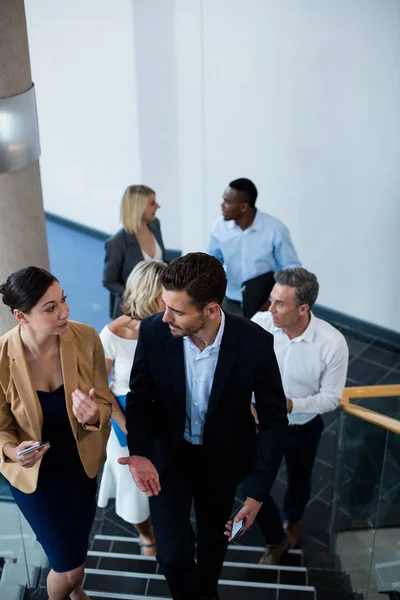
top-left (122, 260), bottom-right (166, 320)
top-left (120, 185), bottom-right (155, 235)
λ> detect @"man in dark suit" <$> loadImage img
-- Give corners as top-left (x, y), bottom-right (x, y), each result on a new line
top-left (121, 253), bottom-right (288, 600)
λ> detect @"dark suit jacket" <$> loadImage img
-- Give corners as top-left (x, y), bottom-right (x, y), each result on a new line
top-left (126, 312), bottom-right (288, 503)
top-left (103, 219), bottom-right (165, 318)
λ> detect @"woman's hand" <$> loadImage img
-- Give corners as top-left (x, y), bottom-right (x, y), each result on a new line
top-left (3, 441), bottom-right (50, 469)
top-left (72, 388), bottom-right (100, 425)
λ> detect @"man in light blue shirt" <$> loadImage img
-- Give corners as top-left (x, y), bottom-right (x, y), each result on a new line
top-left (208, 178), bottom-right (301, 316)
top-left (183, 311), bottom-right (225, 444)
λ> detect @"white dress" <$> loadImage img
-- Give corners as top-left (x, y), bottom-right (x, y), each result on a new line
top-left (97, 326), bottom-right (150, 525)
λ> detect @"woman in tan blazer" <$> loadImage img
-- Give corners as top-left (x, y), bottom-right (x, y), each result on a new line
top-left (0, 266), bottom-right (113, 600)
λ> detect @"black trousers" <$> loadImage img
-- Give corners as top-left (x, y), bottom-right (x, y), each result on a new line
top-left (254, 415), bottom-right (324, 545)
top-left (149, 440), bottom-right (237, 600)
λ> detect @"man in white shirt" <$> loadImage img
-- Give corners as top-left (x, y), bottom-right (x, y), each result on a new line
top-left (208, 178), bottom-right (301, 316)
top-left (251, 267), bottom-right (349, 565)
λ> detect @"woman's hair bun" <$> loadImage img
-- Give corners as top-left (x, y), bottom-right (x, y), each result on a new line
top-left (0, 267), bottom-right (58, 312)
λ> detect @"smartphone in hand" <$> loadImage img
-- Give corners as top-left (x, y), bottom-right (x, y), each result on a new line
top-left (229, 504), bottom-right (245, 543)
top-left (16, 442), bottom-right (50, 457)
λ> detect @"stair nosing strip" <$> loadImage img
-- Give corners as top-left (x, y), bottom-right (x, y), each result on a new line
top-left (87, 550), bottom-right (306, 572)
top-left (88, 551), bottom-right (155, 562)
top-left (231, 544), bottom-right (303, 555)
top-left (86, 592), bottom-right (169, 600)
top-left (85, 568), bottom-right (316, 591)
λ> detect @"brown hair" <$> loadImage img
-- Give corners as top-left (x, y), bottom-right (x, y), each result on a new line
top-left (160, 252), bottom-right (226, 310)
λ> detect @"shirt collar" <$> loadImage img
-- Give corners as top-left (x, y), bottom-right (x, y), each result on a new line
top-left (184, 309), bottom-right (225, 352)
top-left (212, 309), bottom-right (225, 349)
top-left (274, 312), bottom-right (316, 343)
top-left (226, 209), bottom-right (262, 232)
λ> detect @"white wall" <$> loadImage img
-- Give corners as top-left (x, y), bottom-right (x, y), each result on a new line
top-left (132, 0), bottom-right (181, 251)
top-left (182, 0), bottom-right (400, 331)
top-left (25, 0), bottom-right (400, 331)
top-left (24, 0), bottom-right (141, 236)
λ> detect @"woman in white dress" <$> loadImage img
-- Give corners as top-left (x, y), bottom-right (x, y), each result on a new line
top-left (97, 260), bottom-right (166, 555)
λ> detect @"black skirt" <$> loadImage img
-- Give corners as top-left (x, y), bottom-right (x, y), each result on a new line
top-left (10, 385), bottom-right (97, 573)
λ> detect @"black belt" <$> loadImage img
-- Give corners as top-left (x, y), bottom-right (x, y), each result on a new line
top-left (288, 416), bottom-right (319, 430)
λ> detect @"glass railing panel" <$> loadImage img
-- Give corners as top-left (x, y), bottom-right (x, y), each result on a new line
top-left (332, 410), bottom-right (386, 596)
top-left (368, 430), bottom-right (400, 599)
top-left (0, 474), bottom-right (47, 598)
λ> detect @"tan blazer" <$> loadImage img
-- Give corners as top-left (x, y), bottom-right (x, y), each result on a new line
top-left (0, 321), bottom-right (113, 493)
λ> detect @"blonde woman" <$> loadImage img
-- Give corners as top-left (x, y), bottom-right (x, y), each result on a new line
top-left (97, 260), bottom-right (166, 555)
top-left (103, 185), bottom-right (165, 318)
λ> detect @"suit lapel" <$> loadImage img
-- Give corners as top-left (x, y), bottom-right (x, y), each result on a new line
top-left (166, 335), bottom-right (186, 416)
top-left (59, 326), bottom-right (79, 439)
top-left (206, 314), bottom-right (240, 419)
top-left (9, 358), bottom-right (43, 440)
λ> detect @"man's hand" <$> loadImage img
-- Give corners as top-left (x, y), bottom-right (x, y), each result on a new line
top-left (250, 403), bottom-right (259, 425)
top-left (286, 398), bottom-right (293, 413)
top-left (118, 455), bottom-right (161, 497)
top-left (224, 497), bottom-right (262, 541)
top-left (72, 388), bottom-right (100, 425)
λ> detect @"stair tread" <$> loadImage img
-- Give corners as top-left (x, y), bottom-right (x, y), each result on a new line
top-left (91, 537), bottom-right (303, 568)
top-left (84, 567), bottom-right (315, 588)
top-left (86, 537), bottom-right (314, 599)
top-left (93, 535), bottom-right (302, 554)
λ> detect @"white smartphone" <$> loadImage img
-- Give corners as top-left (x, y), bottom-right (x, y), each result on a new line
top-left (16, 442), bottom-right (50, 456)
top-left (229, 505), bottom-right (245, 543)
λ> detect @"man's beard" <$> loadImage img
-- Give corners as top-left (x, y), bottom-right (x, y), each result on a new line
top-left (167, 316), bottom-right (206, 338)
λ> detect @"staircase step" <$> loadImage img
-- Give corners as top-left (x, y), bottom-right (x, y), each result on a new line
top-left (87, 551), bottom-right (307, 586)
top-left (88, 535), bottom-right (312, 599)
top-left (87, 594), bottom-right (169, 600)
top-left (84, 568), bottom-right (316, 600)
top-left (86, 553), bottom-right (157, 574)
top-left (227, 544), bottom-right (304, 567)
top-left (92, 535), bottom-right (303, 566)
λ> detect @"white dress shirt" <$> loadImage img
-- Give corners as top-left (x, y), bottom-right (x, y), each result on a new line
top-left (208, 209), bottom-right (301, 302)
top-left (251, 311), bottom-right (349, 425)
top-left (183, 311), bottom-right (225, 445)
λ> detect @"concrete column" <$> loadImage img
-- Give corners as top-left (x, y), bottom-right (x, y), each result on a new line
top-left (0, 0), bottom-right (49, 334)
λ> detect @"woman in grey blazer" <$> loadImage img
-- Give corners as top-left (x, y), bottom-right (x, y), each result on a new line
top-left (103, 185), bottom-right (166, 318)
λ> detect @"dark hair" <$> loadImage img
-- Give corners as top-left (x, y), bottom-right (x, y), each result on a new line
top-left (0, 266), bottom-right (58, 313)
top-left (229, 178), bottom-right (258, 208)
top-left (160, 252), bottom-right (227, 310)
top-left (274, 268), bottom-right (319, 309)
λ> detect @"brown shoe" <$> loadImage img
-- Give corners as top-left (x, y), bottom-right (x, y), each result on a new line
top-left (259, 537), bottom-right (290, 565)
top-left (283, 520), bottom-right (301, 548)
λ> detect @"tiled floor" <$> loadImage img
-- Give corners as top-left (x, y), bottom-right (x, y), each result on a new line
top-left (17, 220), bottom-right (400, 599)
